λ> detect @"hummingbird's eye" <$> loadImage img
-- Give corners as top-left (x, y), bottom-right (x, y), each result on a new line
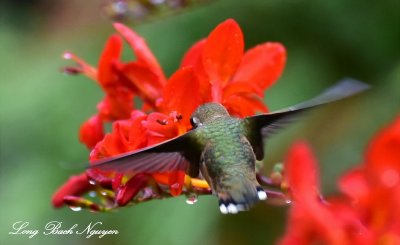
top-left (190, 117), bottom-right (201, 128)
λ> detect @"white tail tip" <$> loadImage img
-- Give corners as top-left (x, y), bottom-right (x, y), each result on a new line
top-left (219, 204), bottom-right (228, 214)
top-left (258, 190), bottom-right (267, 200)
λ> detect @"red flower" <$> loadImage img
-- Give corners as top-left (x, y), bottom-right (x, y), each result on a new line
top-left (64, 28), bottom-right (166, 149)
top-left (339, 116), bottom-right (400, 243)
top-left (279, 116), bottom-right (400, 245)
top-left (280, 142), bottom-right (348, 245)
top-left (54, 19), bottom-right (286, 210)
top-left (179, 19), bottom-right (286, 117)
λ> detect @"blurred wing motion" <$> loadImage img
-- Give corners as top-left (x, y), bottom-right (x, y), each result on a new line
top-left (90, 79), bottom-right (369, 174)
top-left (244, 78), bottom-right (370, 160)
top-left (89, 132), bottom-right (201, 175)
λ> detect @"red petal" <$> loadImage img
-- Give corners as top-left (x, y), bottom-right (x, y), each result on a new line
top-left (158, 67), bottom-right (201, 126)
top-left (223, 95), bottom-right (254, 117)
top-left (116, 173), bottom-right (150, 206)
top-left (152, 173), bottom-right (169, 185)
top-left (97, 89), bottom-right (134, 121)
top-left (168, 171), bottom-right (186, 196)
top-left (90, 134), bottom-right (122, 161)
top-left (338, 168), bottom-right (370, 201)
top-left (280, 143), bottom-right (349, 245)
top-left (89, 113), bottom-right (149, 164)
top-left (112, 173), bottom-right (124, 191)
top-left (326, 199), bottom-right (372, 242)
top-left (284, 142), bottom-right (320, 201)
top-left (222, 81), bottom-right (258, 100)
top-left (180, 39), bottom-right (211, 102)
top-left (142, 112), bottom-right (179, 145)
top-left (120, 62), bottom-right (162, 106)
top-left (89, 123), bottom-right (130, 161)
top-left (365, 116), bottom-right (400, 187)
top-left (126, 112), bottom-right (149, 150)
top-left (79, 115), bottom-right (105, 149)
top-left (52, 173), bottom-right (92, 208)
top-left (181, 39), bottom-right (206, 68)
top-left (97, 34), bottom-right (123, 87)
top-left (113, 23), bottom-right (166, 84)
top-left (223, 94), bottom-right (267, 117)
top-left (233, 42), bottom-right (286, 91)
top-left (202, 19), bottom-right (244, 87)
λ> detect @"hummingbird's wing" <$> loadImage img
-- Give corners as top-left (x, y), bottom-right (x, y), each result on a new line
top-left (89, 131), bottom-right (202, 177)
top-left (243, 79), bottom-right (370, 160)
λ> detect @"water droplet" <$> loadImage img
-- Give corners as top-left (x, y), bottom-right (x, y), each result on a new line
top-left (171, 183), bottom-right (181, 189)
top-left (69, 206), bottom-right (82, 212)
top-left (89, 180), bottom-right (96, 185)
top-left (285, 199), bottom-right (292, 204)
top-left (89, 191), bottom-right (97, 197)
top-left (186, 194), bottom-right (198, 205)
top-left (142, 188), bottom-right (153, 199)
top-left (100, 191), bottom-right (108, 196)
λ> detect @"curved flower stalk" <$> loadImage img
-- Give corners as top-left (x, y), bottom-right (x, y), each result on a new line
top-left (279, 116), bottom-right (400, 245)
top-left (103, 0), bottom-right (214, 22)
top-left (53, 19), bottom-right (286, 211)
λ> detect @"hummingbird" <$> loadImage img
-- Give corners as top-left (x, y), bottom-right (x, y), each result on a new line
top-left (91, 79), bottom-right (369, 214)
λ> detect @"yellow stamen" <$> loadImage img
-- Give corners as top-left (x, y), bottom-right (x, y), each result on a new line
top-left (184, 175), bottom-right (210, 189)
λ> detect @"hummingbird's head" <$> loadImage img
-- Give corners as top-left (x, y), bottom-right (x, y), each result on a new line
top-left (190, 103), bottom-right (230, 127)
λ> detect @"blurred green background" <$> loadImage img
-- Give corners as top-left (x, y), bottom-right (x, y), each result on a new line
top-left (1, 0), bottom-right (399, 244)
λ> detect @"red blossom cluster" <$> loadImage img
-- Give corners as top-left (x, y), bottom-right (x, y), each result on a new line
top-left (52, 19), bottom-right (286, 210)
top-left (280, 116), bottom-right (400, 245)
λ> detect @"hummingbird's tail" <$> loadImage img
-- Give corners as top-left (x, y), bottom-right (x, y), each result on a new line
top-left (217, 180), bottom-right (267, 214)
